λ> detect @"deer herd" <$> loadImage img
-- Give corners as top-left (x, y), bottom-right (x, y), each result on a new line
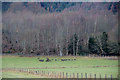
top-left (38, 58), bottom-right (77, 62)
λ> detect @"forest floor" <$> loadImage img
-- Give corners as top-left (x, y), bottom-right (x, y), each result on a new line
top-left (2, 55), bottom-right (119, 78)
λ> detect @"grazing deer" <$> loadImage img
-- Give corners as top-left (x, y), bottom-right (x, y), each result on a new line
top-left (39, 59), bottom-right (44, 62)
top-left (46, 58), bottom-right (51, 62)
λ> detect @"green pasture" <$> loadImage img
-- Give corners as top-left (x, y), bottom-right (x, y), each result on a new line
top-left (2, 71), bottom-right (43, 78)
top-left (2, 55), bottom-right (118, 78)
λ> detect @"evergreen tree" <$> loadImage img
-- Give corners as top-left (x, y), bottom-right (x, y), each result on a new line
top-left (108, 42), bottom-right (119, 56)
top-left (88, 37), bottom-right (100, 54)
top-left (101, 32), bottom-right (109, 54)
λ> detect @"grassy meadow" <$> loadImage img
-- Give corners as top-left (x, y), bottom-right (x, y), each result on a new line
top-left (2, 55), bottom-right (118, 78)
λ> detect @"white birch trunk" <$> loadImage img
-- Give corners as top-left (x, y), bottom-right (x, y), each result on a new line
top-left (73, 37), bottom-right (75, 56)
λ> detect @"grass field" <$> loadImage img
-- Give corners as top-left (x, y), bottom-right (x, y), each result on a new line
top-left (2, 71), bottom-right (44, 78)
top-left (2, 55), bottom-right (118, 78)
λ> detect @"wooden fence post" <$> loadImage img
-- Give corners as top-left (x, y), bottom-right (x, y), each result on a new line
top-left (100, 74), bottom-right (101, 80)
top-left (117, 74), bottom-right (119, 79)
top-left (28, 69), bottom-right (29, 73)
top-left (42, 70), bottom-right (43, 75)
top-left (37, 71), bottom-right (38, 74)
top-left (73, 73), bottom-right (74, 78)
top-left (63, 72), bottom-right (64, 78)
top-left (54, 72), bottom-right (56, 78)
top-left (43, 71), bottom-right (45, 75)
top-left (81, 73), bottom-right (83, 78)
top-left (43, 71), bottom-right (44, 75)
top-left (111, 75), bottom-right (112, 80)
top-left (35, 71), bottom-right (37, 74)
top-left (77, 73), bottom-right (79, 78)
top-left (70, 74), bottom-right (71, 78)
top-left (105, 74), bottom-right (106, 78)
top-left (105, 74), bottom-right (107, 80)
top-left (66, 72), bottom-right (68, 78)
top-left (29, 69), bottom-right (30, 73)
top-left (95, 74), bottom-right (96, 80)
top-left (85, 73), bottom-right (87, 79)
top-left (38, 70), bottom-right (40, 74)
top-left (60, 72), bottom-right (61, 78)
top-left (90, 73), bottom-right (92, 78)
top-left (40, 70), bottom-right (41, 74)
top-left (33, 70), bottom-right (34, 74)
top-left (53, 72), bottom-right (55, 77)
top-left (57, 72), bottom-right (58, 78)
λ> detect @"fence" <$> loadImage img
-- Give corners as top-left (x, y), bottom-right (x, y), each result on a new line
top-left (2, 68), bottom-right (119, 79)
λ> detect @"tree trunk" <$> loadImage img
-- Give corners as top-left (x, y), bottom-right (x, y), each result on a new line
top-left (66, 26), bottom-right (69, 56)
top-left (60, 49), bottom-right (62, 56)
top-left (76, 39), bottom-right (79, 56)
top-left (94, 17), bottom-right (97, 38)
top-left (55, 38), bottom-right (58, 55)
top-left (41, 32), bottom-right (45, 55)
top-left (73, 38), bottom-right (75, 56)
top-left (59, 45), bottom-right (63, 56)
top-left (97, 37), bottom-right (104, 56)
top-left (23, 40), bottom-right (26, 54)
top-left (66, 40), bottom-right (68, 56)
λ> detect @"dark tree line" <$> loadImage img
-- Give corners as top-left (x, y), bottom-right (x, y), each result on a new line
top-left (88, 32), bottom-right (119, 56)
top-left (67, 32), bottom-right (119, 56)
top-left (3, 30), bottom-right (119, 56)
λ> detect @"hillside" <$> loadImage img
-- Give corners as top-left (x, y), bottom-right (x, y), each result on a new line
top-left (2, 2), bottom-right (119, 56)
top-left (2, 2), bottom-right (119, 13)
